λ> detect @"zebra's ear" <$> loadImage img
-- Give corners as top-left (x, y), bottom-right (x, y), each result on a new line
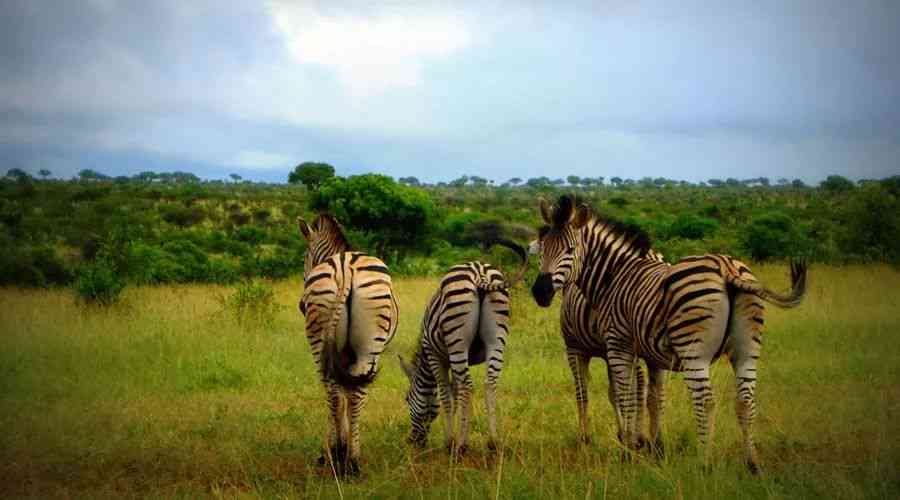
top-left (571, 203), bottom-right (591, 229)
top-left (398, 354), bottom-right (414, 381)
top-left (297, 217), bottom-right (312, 240)
top-left (539, 198), bottom-right (553, 224)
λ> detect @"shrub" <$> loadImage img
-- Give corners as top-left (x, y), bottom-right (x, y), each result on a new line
top-left (609, 196), bottom-right (629, 208)
top-left (668, 214), bottom-right (719, 240)
top-left (0, 244), bottom-right (73, 287)
top-left (160, 204), bottom-right (206, 228)
top-left (219, 280), bottom-right (281, 327)
top-left (233, 226), bottom-right (266, 245)
top-left (309, 174), bottom-right (436, 255)
top-left (74, 259), bottom-right (125, 305)
top-left (740, 212), bottom-right (809, 261)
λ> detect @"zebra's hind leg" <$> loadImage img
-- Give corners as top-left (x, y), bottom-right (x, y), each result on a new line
top-left (426, 353), bottom-right (456, 451)
top-left (344, 385), bottom-right (369, 477)
top-left (566, 349), bottom-right (592, 444)
top-left (452, 363), bottom-right (474, 456)
top-left (647, 367), bottom-right (667, 457)
top-left (607, 344), bottom-right (642, 452)
top-left (682, 362), bottom-right (716, 467)
top-left (484, 344), bottom-right (504, 451)
top-left (727, 292), bottom-right (765, 474)
top-left (319, 383), bottom-right (348, 469)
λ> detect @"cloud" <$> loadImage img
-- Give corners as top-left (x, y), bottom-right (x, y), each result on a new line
top-left (231, 150), bottom-right (293, 170)
top-left (266, 1), bottom-right (471, 96)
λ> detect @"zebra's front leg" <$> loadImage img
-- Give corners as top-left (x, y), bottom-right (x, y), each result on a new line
top-left (345, 385), bottom-right (369, 476)
top-left (566, 349), bottom-right (592, 444)
top-left (647, 366), bottom-right (667, 457)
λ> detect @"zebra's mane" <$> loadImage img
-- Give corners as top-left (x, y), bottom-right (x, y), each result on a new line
top-left (313, 213), bottom-right (351, 250)
top-left (545, 194), bottom-right (653, 256)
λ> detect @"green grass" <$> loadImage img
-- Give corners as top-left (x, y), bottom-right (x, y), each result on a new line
top-left (1, 265), bottom-right (898, 498)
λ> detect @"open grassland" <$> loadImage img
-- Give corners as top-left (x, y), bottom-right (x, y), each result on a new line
top-left (1, 264), bottom-right (898, 499)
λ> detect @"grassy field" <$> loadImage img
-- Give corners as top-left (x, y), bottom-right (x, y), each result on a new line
top-left (1, 264), bottom-right (898, 498)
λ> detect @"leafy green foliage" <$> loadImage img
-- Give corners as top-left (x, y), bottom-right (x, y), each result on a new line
top-left (74, 259), bottom-right (125, 305)
top-left (740, 212), bottom-right (809, 261)
top-left (218, 280), bottom-right (281, 327)
top-left (309, 174), bottom-right (436, 255)
top-left (287, 162), bottom-right (335, 190)
top-left (668, 214), bottom-right (719, 240)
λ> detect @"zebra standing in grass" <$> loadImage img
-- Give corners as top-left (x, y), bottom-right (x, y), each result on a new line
top-left (399, 239), bottom-right (528, 454)
top-left (530, 195), bottom-right (806, 473)
top-left (298, 214), bottom-right (400, 476)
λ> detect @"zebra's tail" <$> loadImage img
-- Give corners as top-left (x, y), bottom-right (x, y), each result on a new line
top-left (729, 259), bottom-right (808, 309)
top-left (481, 238), bottom-right (529, 291)
top-left (321, 275), bottom-right (376, 387)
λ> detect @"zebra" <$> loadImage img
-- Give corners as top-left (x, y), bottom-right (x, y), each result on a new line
top-left (297, 213), bottom-right (400, 476)
top-left (530, 195), bottom-right (806, 473)
top-left (398, 239), bottom-right (528, 454)
top-left (536, 239), bottom-right (666, 448)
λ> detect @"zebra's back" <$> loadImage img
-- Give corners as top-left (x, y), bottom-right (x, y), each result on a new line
top-left (301, 251), bottom-right (399, 385)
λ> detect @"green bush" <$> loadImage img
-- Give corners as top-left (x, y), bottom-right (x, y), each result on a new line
top-left (668, 214), bottom-right (719, 240)
top-left (309, 174), bottom-right (436, 254)
top-left (839, 185), bottom-right (900, 263)
top-left (740, 212), bottom-right (809, 261)
top-left (74, 259), bottom-right (125, 305)
top-left (160, 204), bottom-right (206, 228)
top-left (0, 244), bottom-right (73, 287)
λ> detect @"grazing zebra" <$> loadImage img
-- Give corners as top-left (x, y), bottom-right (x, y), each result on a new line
top-left (530, 195), bottom-right (806, 473)
top-left (298, 214), bottom-right (400, 476)
top-left (399, 239), bottom-right (528, 454)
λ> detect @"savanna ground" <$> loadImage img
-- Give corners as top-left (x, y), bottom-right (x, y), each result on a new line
top-left (1, 264), bottom-right (898, 499)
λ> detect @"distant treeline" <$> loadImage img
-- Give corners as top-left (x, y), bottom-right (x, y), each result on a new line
top-left (1, 168), bottom-right (898, 299)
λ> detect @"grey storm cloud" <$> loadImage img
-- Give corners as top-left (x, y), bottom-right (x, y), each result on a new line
top-left (1, 0), bottom-right (899, 183)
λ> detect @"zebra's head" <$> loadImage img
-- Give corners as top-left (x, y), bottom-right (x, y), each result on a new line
top-left (398, 354), bottom-right (438, 447)
top-left (297, 214), bottom-right (351, 277)
top-left (531, 195), bottom-right (591, 307)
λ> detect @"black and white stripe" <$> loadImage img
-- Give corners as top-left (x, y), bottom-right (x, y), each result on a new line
top-left (400, 240), bottom-right (527, 454)
top-left (531, 196), bottom-right (806, 473)
top-left (298, 214), bottom-right (400, 476)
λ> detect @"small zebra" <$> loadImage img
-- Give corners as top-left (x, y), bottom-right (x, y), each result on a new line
top-left (298, 214), bottom-right (400, 476)
top-left (530, 196), bottom-right (806, 473)
top-left (532, 236), bottom-right (666, 447)
top-left (399, 239), bottom-right (528, 454)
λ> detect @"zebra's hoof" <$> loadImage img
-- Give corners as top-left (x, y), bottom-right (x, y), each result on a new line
top-left (487, 440), bottom-right (498, 452)
top-left (345, 459), bottom-right (361, 477)
top-left (650, 439), bottom-right (665, 459)
top-left (747, 461), bottom-right (761, 476)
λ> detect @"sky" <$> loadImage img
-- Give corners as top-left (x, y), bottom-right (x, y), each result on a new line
top-left (2, 0), bottom-right (899, 184)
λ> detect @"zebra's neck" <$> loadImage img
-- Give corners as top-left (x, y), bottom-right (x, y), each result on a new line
top-left (304, 239), bottom-right (352, 279)
top-left (574, 218), bottom-right (648, 306)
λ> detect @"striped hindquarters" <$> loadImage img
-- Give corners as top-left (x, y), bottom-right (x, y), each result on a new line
top-left (301, 251), bottom-right (399, 387)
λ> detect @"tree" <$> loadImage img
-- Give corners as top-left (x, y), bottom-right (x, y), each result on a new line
top-left (449, 175), bottom-right (469, 187)
top-left (792, 179), bottom-right (806, 189)
top-left (708, 178), bottom-right (724, 187)
top-left (507, 177), bottom-right (522, 186)
top-left (288, 162), bottom-right (335, 190)
top-left (610, 176), bottom-right (623, 187)
top-left (38, 169), bottom-right (51, 180)
top-left (820, 175), bottom-right (855, 193)
top-left (567, 175), bottom-right (581, 186)
top-left (308, 174), bottom-right (435, 256)
top-left (398, 176), bottom-right (421, 186)
top-left (551, 178), bottom-right (565, 186)
top-left (229, 173), bottom-right (242, 183)
top-left (78, 169), bottom-right (108, 181)
top-left (470, 176), bottom-right (489, 187)
top-left (6, 168), bottom-right (30, 180)
top-left (136, 171), bottom-right (157, 183)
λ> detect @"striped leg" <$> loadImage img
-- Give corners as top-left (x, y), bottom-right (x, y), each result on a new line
top-left (607, 344), bottom-right (642, 450)
top-left (683, 362), bottom-right (716, 462)
top-left (727, 292), bottom-right (765, 474)
top-left (566, 349), bottom-right (592, 444)
top-left (634, 363), bottom-right (648, 448)
top-left (321, 382), bottom-right (348, 468)
top-left (345, 385), bottom-right (368, 476)
top-left (484, 343), bottom-right (504, 451)
top-left (452, 362), bottom-right (474, 454)
top-left (426, 352), bottom-right (455, 450)
top-left (647, 367), bottom-right (667, 455)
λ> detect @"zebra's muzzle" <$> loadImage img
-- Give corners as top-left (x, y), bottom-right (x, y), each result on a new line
top-left (531, 273), bottom-right (556, 307)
